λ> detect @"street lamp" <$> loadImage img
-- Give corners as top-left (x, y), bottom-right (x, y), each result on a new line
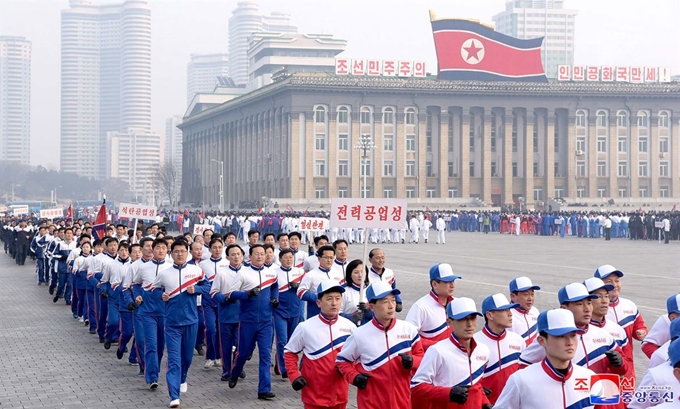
top-left (211, 159), bottom-right (224, 213)
top-left (354, 135), bottom-right (375, 198)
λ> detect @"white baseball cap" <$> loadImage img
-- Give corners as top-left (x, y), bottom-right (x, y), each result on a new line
top-left (558, 283), bottom-right (598, 304)
top-left (538, 309), bottom-right (584, 336)
top-left (509, 276), bottom-right (541, 293)
top-left (446, 297), bottom-right (482, 320)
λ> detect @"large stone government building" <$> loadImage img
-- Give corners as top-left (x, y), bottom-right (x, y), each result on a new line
top-left (179, 73), bottom-right (680, 208)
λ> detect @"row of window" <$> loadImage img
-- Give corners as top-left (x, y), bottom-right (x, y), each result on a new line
top-left (316, 133), bottom-right (413, 152)
top-left (575, 160), bottom-right (670, 178)
top-left (318, 186), bottom-right (454, 199)
top-left (575, 187), bottom-right (671, 199)
top-left (575, 110), bottom-right (671, 128)
top-left (575, 135), bottom-right (669, 153)
top-left (315, 106), bottom-right (416, 125)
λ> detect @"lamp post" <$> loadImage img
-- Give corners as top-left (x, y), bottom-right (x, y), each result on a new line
top-left (354, 135), bottom-right (375, 198)
top-left (211, 159), bottom-right (224, 213)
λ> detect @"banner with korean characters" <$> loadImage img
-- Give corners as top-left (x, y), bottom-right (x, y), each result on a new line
top-left (40, 208), bottom-right (64, 219)
top-left (330, 199), bottom-right (407, 229)
top-left (12, 205), bottom-right (29, 216)
top-left (193, 224), bottom-right (214, 235)
top-left (299, 217), bottom-right (329, 232)
top-left (118, 203), bottom-right (158, 220)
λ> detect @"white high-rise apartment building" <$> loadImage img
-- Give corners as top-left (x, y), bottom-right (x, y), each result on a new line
top-left (492, 0), bottom-right (577, 78)
top-left (165, 116), bottom-right (183, 199)
top-left (228, 1), bottom-right (297, 85)
top-left (107, 128), bottom-right (160, 199)
top-left (61, 0), bottom-right (151, 179)
top-left (0, 36), bottom-right (31, 165)
top-left (187, 53), bottom-right (229, 105)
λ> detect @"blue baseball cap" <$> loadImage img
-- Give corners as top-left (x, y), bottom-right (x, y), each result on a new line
top-left (537, 309), bottom-right (584, 336)
top-left (667, 294), bottom-right (680, 315)
top-left (429, 263), bottom-right (461, 282)
top-left (509, 276), bottom-right (541, 293)
top-left (558, 283), bottom-right (599, 304)
top-left (317, 279), bottom-right (345, 297)
top-left (670, 318), bottom-right (680, 341)
top-left (366, 281), bottom-right (400, 303)
top-left (669, 339), bottom-right (680, 367)
top-left (582, 277), bottom-right (615, 294)
top-left (594, 264), bottom-right (624, 279)
top-left (482, 293), bottom-right (519, 315)
top-left (446, 297), bottom-right (482, 320)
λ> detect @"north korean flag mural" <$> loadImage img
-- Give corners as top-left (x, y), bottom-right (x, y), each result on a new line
top-left (431, 18), bottom-right (548, 82)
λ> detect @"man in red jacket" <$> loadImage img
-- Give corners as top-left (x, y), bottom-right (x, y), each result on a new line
top-left (284, 280), bottom-right (356, 409)
top-left (336, 281), bottom-right (424, 409)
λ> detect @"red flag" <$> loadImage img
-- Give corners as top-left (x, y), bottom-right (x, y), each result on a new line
top-left (431, 18), bottom-right (547, 82)
top-left (303, 208), bottom-right (309, 217)
top-left (92, 200), bottom-right (107, 240)
top-left (285, 204), bottom-right (295, 213)
top-left (65, 204), bottom-right (73, 224)
top-left (257, 207), bottom-right (262, 214)
top-left (425, 206), bottom-right (431, 212)
top-left (672, 204), bottom-right (677, 212)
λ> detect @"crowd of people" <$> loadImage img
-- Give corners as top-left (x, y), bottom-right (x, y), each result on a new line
top-left (1, 212), bottom-right (679, 408)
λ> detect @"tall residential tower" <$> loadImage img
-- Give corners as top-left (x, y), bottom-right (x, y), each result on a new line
top-left (186, 53), bottom-right (230, 105)
top-left (0, 36), bottom-right (31, 165)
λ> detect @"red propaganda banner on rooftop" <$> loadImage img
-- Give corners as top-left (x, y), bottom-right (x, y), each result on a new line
top-left (118, 203), bottom-right (157, 220)
top-left (430, 15), bottom-right (548, 82)
top-left (330, 199), bottom-right (407, 229)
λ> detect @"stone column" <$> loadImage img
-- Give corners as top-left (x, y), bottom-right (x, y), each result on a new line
top-left (503, 110), bottom-right (513, 205)
top-left (328, 118), bottom-right (338, 198)
top-left (460, 112), bottom-right (471, 198)
top-left (566, 112), bottom-right (577, 198)
top-left (608, 120), bottom-right (617, 198)
top-left (482, 111), bottom-right (492, 203)
top-left (373, 113), bottom-right (383, 198)
top-left (395, 114), bottom-right (406, 197)
top-left (304, 112), bottom-right (315, 199)
top-left (524, 111), bottom-right (535, 203)
top-left (629, 112), bottom-right (640, 197)
top-left (290, 113), bottom-right (302, 198)
top-left (418, 113), bottom-right (427, 198)
top-left (587, 115), bottom-right (597, 198)
top-left (672, 116), bottom-right (680, 196)
top-left (546, 110), bottom-right (556, 199)
top-left (350, 116), bottom-right (361, 198)
top-left (650, 112), bottom-right (660, 197)
top-left (439, 110), bottom-right (450, 198)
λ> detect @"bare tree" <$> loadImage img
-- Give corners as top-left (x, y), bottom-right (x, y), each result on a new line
top-left (157, 161), bottom-right (179, 207)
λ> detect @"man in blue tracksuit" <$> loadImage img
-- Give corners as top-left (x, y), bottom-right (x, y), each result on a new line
top-left (31, 226), bottom-right (49, 284)
top-left (101, 242), bottom-right (131, 348)
top-left (123, 237), bottom-right (154, 374)
top-left (89, 237), bottom-right (119, 342)
top-left (53, 228), bottom-right (77, 304)
top-left (198, 239), bottom-right (223, 369)
top-left (115, 243), bottom-right (140, 361)
top-left (152, 239), bottom-right (210, 408)
top-left (226, 244), bottom-right (279, 400)
top-left (272, 248), bottom-right (304, 378)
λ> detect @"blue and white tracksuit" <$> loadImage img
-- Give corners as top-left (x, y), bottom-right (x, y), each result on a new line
top-left (198, 257), bottom-right (222, 361)
top-left (88, 252), bottom-right (117, 339)
top-left (273, 264), bottom-right (304, 376)
top-left (123, 257), bottom-right (150, 371)
top-left (100, 257), bottom-right (130, 343)
top-left (152, 262), bottom-right (210, 401)
top-left (53, 240), bottom-right (77, 301)
top-left (71, 254), bottom-right (91, 320)
top-left (209, 262), bottom-right (241, 378)
top-left (132, 258), bottom-right (172, 385)
top-left (227, 264), bottom-right (279, 393)
top-left (31, 233), bottom-right (48, 283)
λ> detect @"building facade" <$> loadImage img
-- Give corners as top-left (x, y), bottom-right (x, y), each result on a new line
top-left (247, 33), bottom-right (346, 89)
top-left (179, 73), bottom-right (680, 208)
top-left (0, 36), bottom-right (31, 165)
top-left (165, 115), bottom-right (183, 195)
top-left (493, 0), bottom-right (577, 79)
top-left (228, 1), bottom-right (297, 86)
top-left (187, 53), bottom-right (230, 105)
top-left (61, 0), bottom-right (151, 179)
top-left (107, 128), bottom-right (161, 198)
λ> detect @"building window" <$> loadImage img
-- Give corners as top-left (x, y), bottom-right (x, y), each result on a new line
top-left (533, 126), bottom-right (538, 152)
top-left (383, 187), bottom-right (393, 198)
top-left (337, 107), bottom-right (348, 123)
top-left (554, 162), bottom-right (559, 177)
top-left (361, 159), bottom-right (371, 177)
top-left (660, 187), bottom-right (669, 198)
top-left (597, 137), bottom-right (606, 153)
top-left (383, 134), bottom-right (394, 151)
top-left (616, 111), bottom-right (628, 128)
top-left (426, 188), bottom-right (436, 198)
top-left (338, 187), bottom-right (348, 198)
top-left (533, 188), bottom-right (543, 201)
top-left (315, 160), bottom-right (326, 176)
top-left (575, 111), bottom-right (586, 127)
top-left (406, 187), bottom-right (415, 198)
top-left (512, 161), bottom-right (518, 177)
top-left (470, 134), bottom-right (475, 152)
top-left (576, 137), bottom-right (585, 153)
top-left (554, 125), bottom-right (559, 152)
top-left (618, 187), bottom-right (627, 198)
top-left (659, 111), bottom-right (669, 128)
top-left (597, 187), bottom-right (606, 198)
top-left (315, 187), bottom-right (325, 199)
top-left (426, 161), bottom-right (433, 177)
top-left (491, 134), bottom-right (497, 152)
top-left (360, 108), bottom-right (371, 124)
top-left (660, 137), bottom-right (669, 153)
top-left (597, 161), bottom-right (606, 177)
top-left (405, 109), bottom-right (416, 125)
top-left (426, 115), bottom-right (432, 152)
top-left (638, 137), bottom-right (648, 153)
top-left (383, 160), bottom-right (393, 177)
top-left (405, 160), bottom-right (415, 176)
top-left (315, 133), bottom-right (325, 150)
top-left (315, 107), bottom-right (326, 123)
top-left (383, 108), bottom-right (394, 124)
top-left (577, 188), bottom-right (585, 198)
top-left (406, 135), bottom-right (416, 151)
top-left (596, 111), bottom-right (607, 128)
top-left (639, 187), bottom-right (647, 198)
top-left (491, 161), bottom-right (497, 176)
top-left (448, 161), bottom-right (454, 177)
top-left (512, 115), bottom-right (518, 152)
top-left (338, 160), bottom-right (348, 177)
top-left (617, 137), bottom-right (627, 153)
top-left (638, 161), bottom-right (648, 177)
top-left (637, 111), bottom-right (648, 128)
top-left (448, 116), bottom-right (454, 152)
top-left (617, 161), bottom-right (627, 177)
top-left (533, 162), bottom-right (539, 177)
top-left (554, 187), bottom-right (564, 198)
top-left (576, 161), bottom-right (585, 177)
top-left (469, 162), bottom-right (475, 177)
top-left (448, 188), bottom-right (458, 198)
top-left (660, 161), bottom-right (669, 177)
top-left (332, 133), bottom-right (347, 151)
top-left (361, 185), bottom-right (371, 198)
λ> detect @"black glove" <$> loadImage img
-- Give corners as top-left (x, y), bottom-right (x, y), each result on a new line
top-left (605, 351), bottom-right (623, 367)
top-left (225, 298), bottom-right (237, 304)
top-left (483, 386), bottom-right (492, 397)
top-left (248, 287), bottom-right (260, 298)
top-left (126, 302), bottom-right (137, 311)
top-left (399, 353), bottom-right (413, 370)
top-left (291, 376), bottom-right (307, 391)
top-left (449, 386), bottom-right (469, 404)
top-left (395, 302), bottom-right (403, 313)
top-left (271, 299), bottom-right (279, 309)
top-left (289, 281), bottom-right (299, 290)
top-left (352, 310), bottom-right (364, 323)
top-left (101, 290), bottom-right (108, 298)
top-left (357, 301), bottom-right (368, 312)
top-left (353, 373), bottom-right (370, 390)
top-left (482, 405), bottom-right (494, 409)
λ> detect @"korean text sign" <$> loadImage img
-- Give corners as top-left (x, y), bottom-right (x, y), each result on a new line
top-left (330, 199), bottom-right (407, 229)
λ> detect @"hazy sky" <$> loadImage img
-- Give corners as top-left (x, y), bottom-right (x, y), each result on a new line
top-left (1, 0), bottom-right (678, 170)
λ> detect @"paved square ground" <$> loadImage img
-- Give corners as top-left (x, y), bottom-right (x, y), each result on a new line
top-left (0, 232), bottom-right (676, 408)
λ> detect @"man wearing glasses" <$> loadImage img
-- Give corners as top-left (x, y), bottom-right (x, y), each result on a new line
top-left (298, 245), bottom-right (345, 319)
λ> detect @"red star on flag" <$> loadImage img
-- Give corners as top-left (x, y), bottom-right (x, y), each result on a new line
top-left (464, 40), bottom-right (483, 62)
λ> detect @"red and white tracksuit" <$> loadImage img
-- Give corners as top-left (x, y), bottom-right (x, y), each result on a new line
top-left (405, 290), bottom-right (453, 351)
top-left (284, 313), bottom-right (355, 409)
top-left (510, 305), bottom-right (540, 346)
top-left (642, 314), bottom-right (670, 359)
top-left (336, 318), bottom-right (424, 409)
top-left (410, 334), bottom-right (491, 409)
top-left (607, 296), bottom-right (648, 367)
top-left (473, 326), bottom-right (525, 404)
